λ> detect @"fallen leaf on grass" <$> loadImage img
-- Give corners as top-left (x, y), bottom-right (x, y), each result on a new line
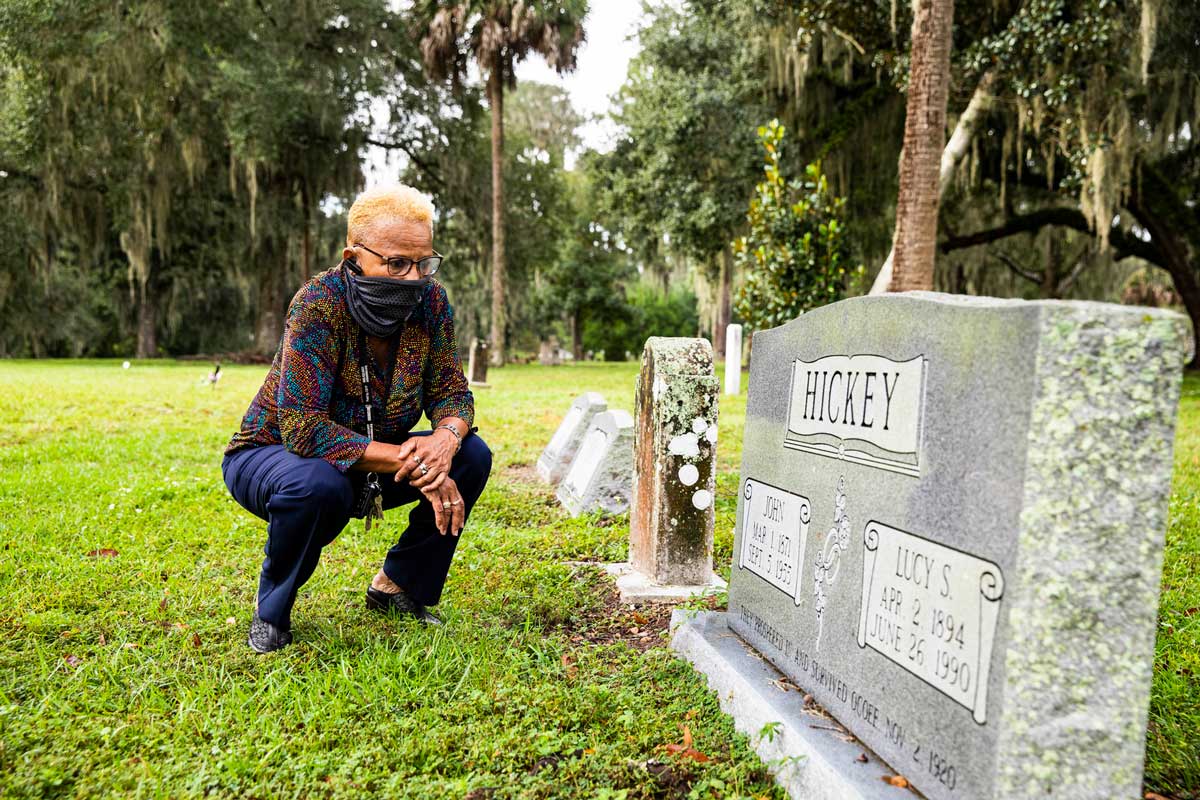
top-left (663, 724), bottom-right (712, 763)
top-left (63, 654), bottom-right (81, 667)
top-left (86, 548), bottom-right (119, 558)
top-left (158, 596), bottom-right (169, 612)
top-left (98, 633), bottom-right (106, 646)
top-left (632, 611), bottom-right (649, 625)
top-left (882, 775), bottom-right (909, 788)
top-left (191, 633), bottom-right (201, 648)
top-left (560, 653), bottom-right (577, 679)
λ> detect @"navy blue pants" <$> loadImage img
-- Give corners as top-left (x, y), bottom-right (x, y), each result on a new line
top-left (222, 432), bottom-right (492, 629)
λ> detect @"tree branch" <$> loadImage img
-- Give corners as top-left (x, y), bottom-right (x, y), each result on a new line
top-left (1056, 250), bottom-right (1092, 294)
top-left (363, 137), bottom-right (445, 188)
top-left (988, 251), bottom-right (1041, 284)
top-left (938, 206), bottom-right (1163, 266)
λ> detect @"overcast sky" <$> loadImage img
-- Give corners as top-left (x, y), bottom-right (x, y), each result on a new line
top-left (364, 2), bottom-right (646, 186)
top-left (514, 0), bottom-right (646, 155)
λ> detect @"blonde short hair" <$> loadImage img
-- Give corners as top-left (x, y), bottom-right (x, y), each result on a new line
top-left (346, 184), bottom-right (435, 245)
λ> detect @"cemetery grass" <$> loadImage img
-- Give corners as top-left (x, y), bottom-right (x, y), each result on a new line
top-left (0, 360), bottom-right (776, 800)
top-left (0, 361), bottom-right (1195, 798)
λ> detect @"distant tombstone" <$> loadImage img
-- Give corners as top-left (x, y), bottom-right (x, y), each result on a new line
top-left (538, 336), bottom-right (562, 366)
top-left (724, 324), bottom-right (743, 396)
top-left (556, 410), bottom-right (634, 516)
top-left (536, 392), bottom-right (607, 484)
top-left (613, 337), bottom-right (724, 600)
top-left (672, 293), bottom-right (1188, 800)
top-left (467, 339), bottom-right (490, 386)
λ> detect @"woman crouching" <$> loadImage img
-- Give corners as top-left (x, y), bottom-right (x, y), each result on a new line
top-left (222, 185), bottom-right (491, 653)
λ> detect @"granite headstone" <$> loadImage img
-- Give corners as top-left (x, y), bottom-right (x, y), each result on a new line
top-left (556, 410), bottom-right (634, 516)
top-left (682, 293), bottom-right (1186, 800)
top-left (536, 392), bottom-right (607, 484)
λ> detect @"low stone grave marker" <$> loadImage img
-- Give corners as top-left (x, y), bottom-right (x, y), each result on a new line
top-left (556, 410), bottom-right (634, 516)
top-left (467, 339), bottom-right (490, 386)
top-left (538, 336), bottom-right (562, 366)
top-left (724, 323), bottom-right (743, 395)
top-left (536, 392), bottom-right (607, 484)
top-left (672, 293), bottom-right (1187, 800)
top-left (604, 337), bottom-right (725, 602)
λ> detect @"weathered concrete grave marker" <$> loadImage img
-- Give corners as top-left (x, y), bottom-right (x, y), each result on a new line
top-left (602, 337), bottom-right (726, 603)
top-left (556, 410), bottom-right (634, 516)
top-left (671, 293), bottom-right (1187, 800)
top-left (536, 392), bottom-right (607, 484)
top-left (724, 323), bottom-right (743, 396)
top-left (538, 336), bottom-right (562, 366)
top-left (467, 339), bottom-right (490, 386)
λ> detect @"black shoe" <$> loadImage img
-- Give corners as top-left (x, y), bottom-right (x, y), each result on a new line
top-left (248, 614), bottom-right (293, 653)
top-left (366, 585), bottom-right (444, 626)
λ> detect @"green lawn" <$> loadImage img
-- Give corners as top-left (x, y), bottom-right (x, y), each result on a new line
top-left (0, 361), bottom-right (1196, 798)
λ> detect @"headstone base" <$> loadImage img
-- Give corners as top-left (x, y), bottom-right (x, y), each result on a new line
top-left (600, 562), bottom-right (726, 604)
top-left (671, 610), bottom-right (911, 800)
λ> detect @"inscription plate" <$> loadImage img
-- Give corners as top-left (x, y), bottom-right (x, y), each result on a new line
top-left (738, 479), bottom-right (810, 603)
top-left (785, 354), bottom-right (925, 476)
top-left (857, 521), bottom-right (1004, 724)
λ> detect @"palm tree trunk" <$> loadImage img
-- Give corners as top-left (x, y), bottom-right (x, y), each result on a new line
top-left (571, 311), bottom-right (583, 360)
top-left (716, 244), bottom-right (733, 357)
top-left (887, 0), bottom-right (956, 293)
top-left (135, 282), bottom-right (157, 358)
top-left (253, 237), bottom-right (288, 356)
top-left (872, 69), bottom-right (993, 294)
top-left (487, 64), bottom-right (507, 367)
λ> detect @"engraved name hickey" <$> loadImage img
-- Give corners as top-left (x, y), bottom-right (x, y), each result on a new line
top-left (800, 369), bottom-right (901, 430)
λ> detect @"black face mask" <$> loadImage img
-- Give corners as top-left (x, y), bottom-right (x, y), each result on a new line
top-left (342, 257), bottom-right (429, 337)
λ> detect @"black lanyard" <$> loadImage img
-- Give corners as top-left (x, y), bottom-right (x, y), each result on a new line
top-left (356, 327), bottom-right (397, 442)
top-left (355, 329), bottom-right (386, 525)
top-left (358, 359), bottom-right (376, 442)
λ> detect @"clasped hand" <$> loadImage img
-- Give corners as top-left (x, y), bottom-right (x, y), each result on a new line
top-left (392, 431), bottom-right (463, 535)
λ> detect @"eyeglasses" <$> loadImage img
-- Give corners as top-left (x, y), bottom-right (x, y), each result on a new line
top-left (353, 243), bottom-right (443, 278)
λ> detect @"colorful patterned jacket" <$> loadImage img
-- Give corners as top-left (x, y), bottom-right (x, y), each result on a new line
top-left (225, 265), bottom-right (474, 472)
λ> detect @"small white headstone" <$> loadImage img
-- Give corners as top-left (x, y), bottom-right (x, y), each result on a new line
top-left (556, 410), bottom-right (634, 516)
top-left (536, 392), bottom-right (607, 484)
top-left (724, 324), bottom-right (742, 395)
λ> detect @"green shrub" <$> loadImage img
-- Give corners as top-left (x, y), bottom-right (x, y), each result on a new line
top-left (733, 119), bottom-right (861, 333)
